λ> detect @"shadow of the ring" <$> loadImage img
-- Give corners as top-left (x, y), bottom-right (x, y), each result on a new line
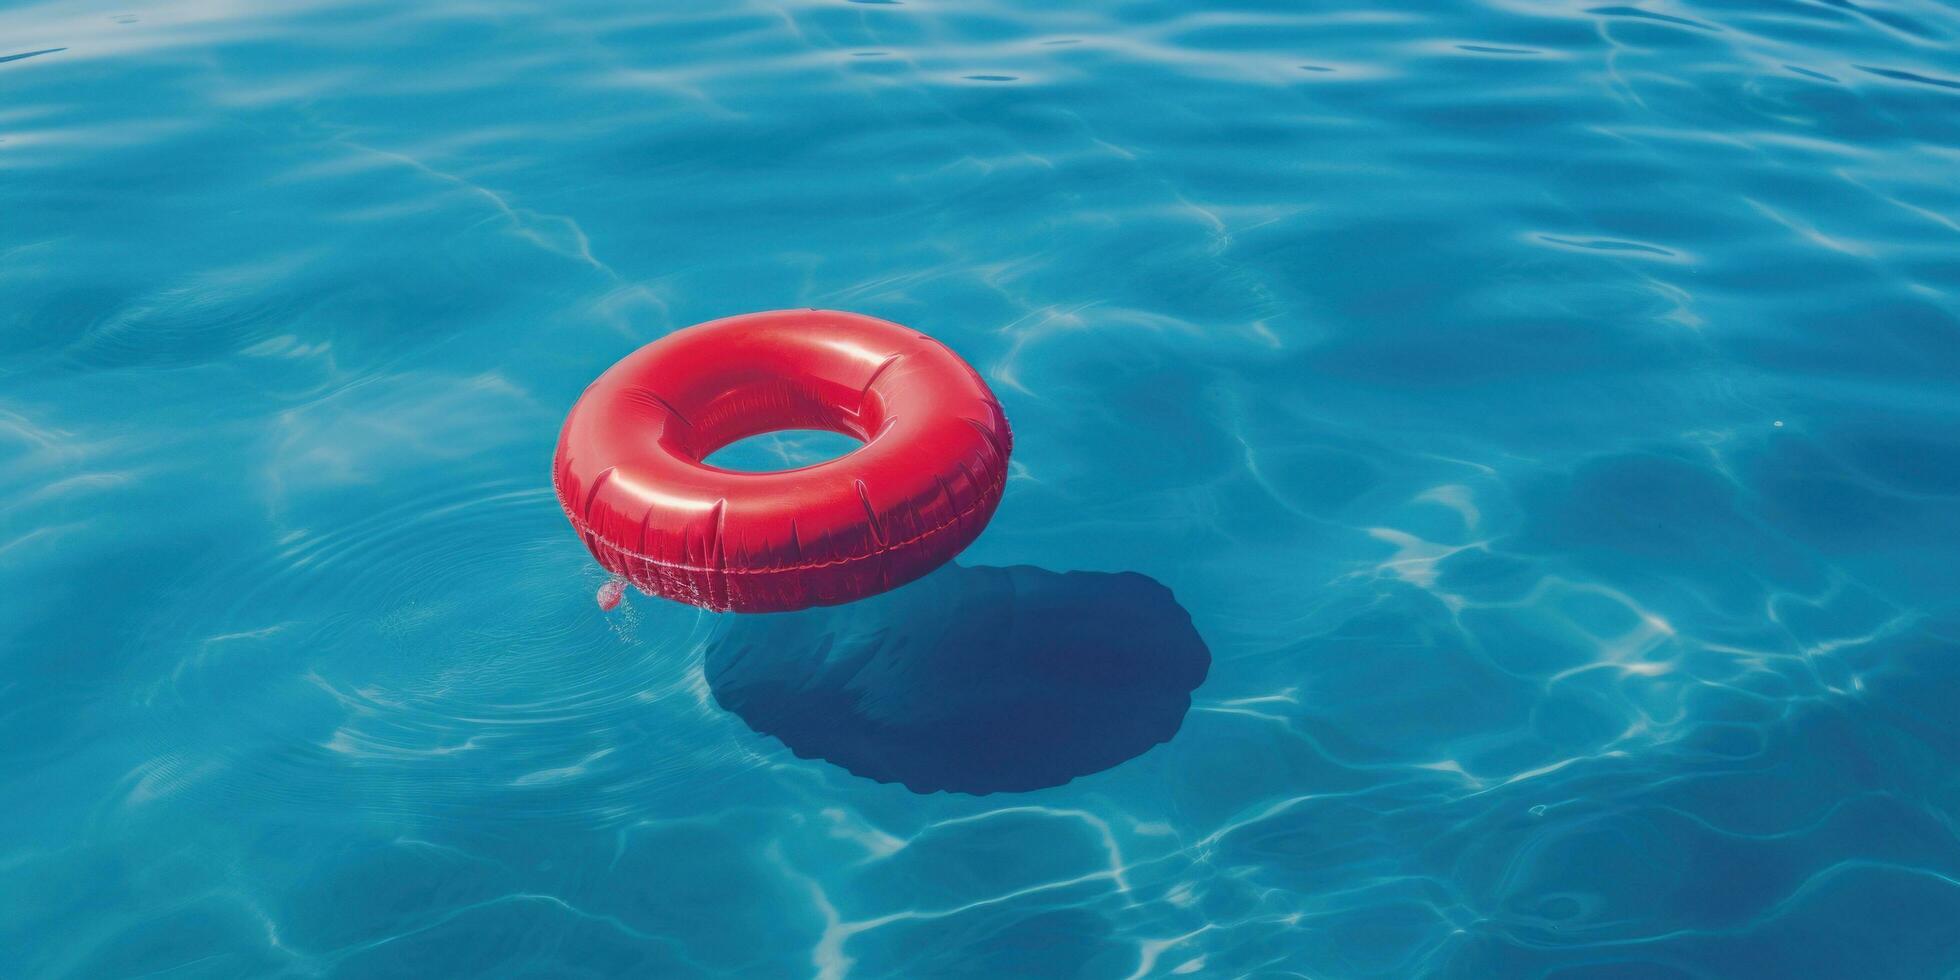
top-left (703, 563), bottom-right (1210, 795)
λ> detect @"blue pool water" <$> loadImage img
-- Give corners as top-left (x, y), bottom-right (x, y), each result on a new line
top-left (5, 0), bottom-right (1960, 976)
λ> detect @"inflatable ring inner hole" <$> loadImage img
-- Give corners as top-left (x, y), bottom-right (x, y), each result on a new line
top-left (672, 371), bottom-right (887, 472)
top-left (700, 428), bottom-right (866, 474)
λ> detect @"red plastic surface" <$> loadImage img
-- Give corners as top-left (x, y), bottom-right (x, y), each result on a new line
top-left (553, 309), bottom-right (1013, 612)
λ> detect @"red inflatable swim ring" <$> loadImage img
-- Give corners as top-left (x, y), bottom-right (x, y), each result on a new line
top-left (553, 309), bottom-right (1013, 612)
